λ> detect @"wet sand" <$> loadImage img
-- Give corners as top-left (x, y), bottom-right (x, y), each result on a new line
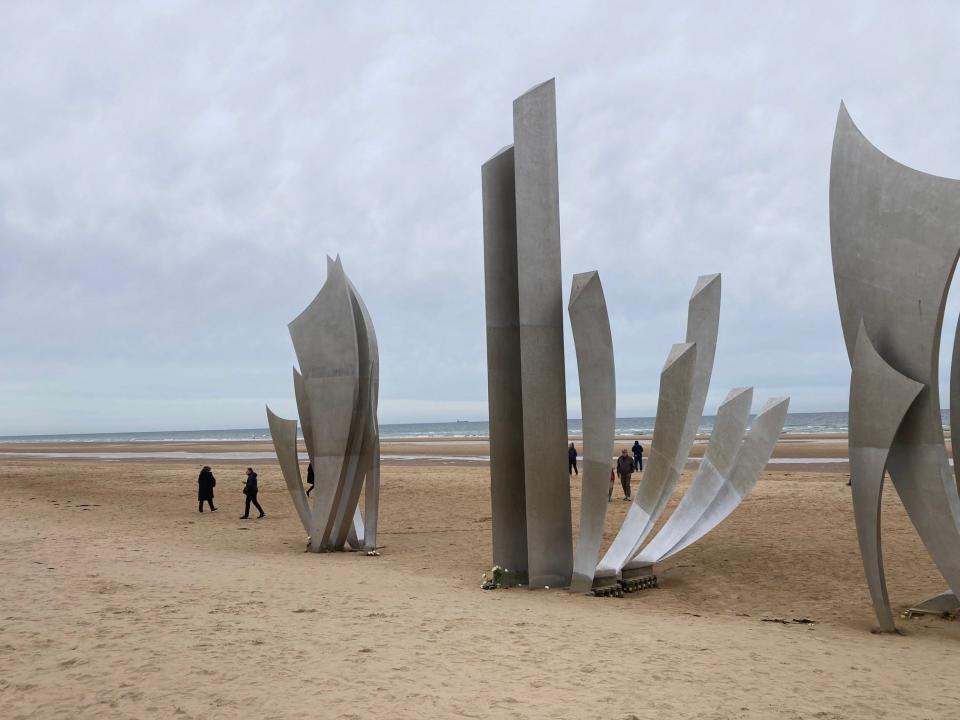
top-left (0, 434), bottom-right (860, 468)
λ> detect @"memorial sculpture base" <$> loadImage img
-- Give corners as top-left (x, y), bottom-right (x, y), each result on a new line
top-left (590, 565), bottom-right (659, 596)
top-left (619, 562), bottom-right (658, 593)
top-left (592, 584), bottom-right (623, 598)
top-left (498, 570), bottom-right (528, 588)
top-left (591, 570), bottom-right (620, 596)
top-left (906, 591), bottom-right (960, 618)
top-left (480, 567), bottom-right (529, 590)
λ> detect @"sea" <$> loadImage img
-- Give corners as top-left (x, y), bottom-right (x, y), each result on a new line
top-left (2, 410), bottom-right (941, 444)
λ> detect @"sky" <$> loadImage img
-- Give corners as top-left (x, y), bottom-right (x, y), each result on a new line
top-left (3, 2), bottom-right (960, 435)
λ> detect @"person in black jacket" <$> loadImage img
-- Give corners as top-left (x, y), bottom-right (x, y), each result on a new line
top-left (240, 467), bottom-right (265, 519)
top-left (568, 443), bottom-right (579, 475)
top-left (197, 466), bottom-right (217, 512)
top-left (632, 440), bottom-right (643, 472)
top-left (616, 449), bottom-right (635, 501)
top-left (306, 462), bottom-right (315, 496)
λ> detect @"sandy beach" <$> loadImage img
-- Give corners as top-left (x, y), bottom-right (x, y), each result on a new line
top-left (1, 436), bottom-right (958, 719)
top-left (9, 3), bottom-right (960, 719)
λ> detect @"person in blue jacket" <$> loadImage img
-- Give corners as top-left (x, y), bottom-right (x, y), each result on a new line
top-left (632, 440), bottom-right (643, 472)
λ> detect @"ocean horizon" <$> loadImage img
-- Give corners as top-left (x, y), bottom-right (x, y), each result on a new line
top-left (3, 410), bottom-right (946, 443)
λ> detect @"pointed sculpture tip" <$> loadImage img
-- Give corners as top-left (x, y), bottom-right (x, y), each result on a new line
top-left (571, 270), bottom-right (600, 288)
top-left (721, 386), bottom-right (754, 405)
top-left (663, 341), bottom-right (697, 373)
top-left (835, 100), bottom-right (859, 135)
top-left (326, 255), bottom-right (335, 274)
top-left (483, 144), bottom-right (514, 166)
top-left (757, 396), bottom-right (791, 416)
top-left (325, 254), bottom-right (346, 282)
top-left (691, 273), bottom-right (721, 298)
top-left (572, 269), bottom-right (599, 280)
top-left (568, 270), bottom-right (600, 307)
top-left (515, 77), bottom-right (556, 103)
top-left (568, 276), bottom-right (586, 307)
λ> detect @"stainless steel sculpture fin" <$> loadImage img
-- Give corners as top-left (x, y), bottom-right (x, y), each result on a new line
top-left (268, 257), bottom-right (380, 554)
top-left (595, 341), bottom-right (697, 580)
top-left (831, 102), bottom-right (960, 629)
top-left (482, 144), bottom-right (528, 577)
top-left (635, 386), bottom-right (753, 564)
top-left (848, 323), bottom-right (923, 631)
top-left (598, 274), bottom-right (720, 579)
top-left (568, 271), bottom-right (616, 592)
top-left (265, 406), bottom-right (311, 534)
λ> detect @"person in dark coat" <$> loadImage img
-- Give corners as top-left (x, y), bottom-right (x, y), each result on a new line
top-left (568, 443), bottom-right (579, 475)
top-left (616, 449), bottom-right (635, 501)
top-left (240, 467), bottom-right (265, 519)
top-left (632, 440), bottom-right (643, 472)
top-left (197, 465), bottom-right (217, 512)
top-left (306, 462), bottom-right (315, 496)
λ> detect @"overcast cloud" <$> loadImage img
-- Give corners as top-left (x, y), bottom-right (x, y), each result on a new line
top-left (3, 1), bottom-right (960, 435)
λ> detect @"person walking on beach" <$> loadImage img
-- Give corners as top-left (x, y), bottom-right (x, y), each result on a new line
top-left (568, 443), bottom-right (579, 475)
top-left (608, 467), bottom-right (616, 501)
top-left (616, 449), bottom-right (635, 501)
top-left (197, 465), bottom-right (217, 513)
top-left (632, 440), bottom-right (643, 472)
top-left (240, 467), bottom-right (265, 519)
top-left (306, 462), bottom-right (315, 496)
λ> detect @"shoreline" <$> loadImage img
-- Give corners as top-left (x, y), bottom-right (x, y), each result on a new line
top-left (0, 431), bottom-right (853, 444)
top-left (0, 434), bottom-right (860, 473)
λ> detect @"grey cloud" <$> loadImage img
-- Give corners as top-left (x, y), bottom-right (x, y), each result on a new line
top-left (3, 1), bottom-right (960, 434)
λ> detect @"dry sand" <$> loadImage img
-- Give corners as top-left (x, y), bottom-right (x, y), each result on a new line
top-left (1, 439), bottom-right (958, 719)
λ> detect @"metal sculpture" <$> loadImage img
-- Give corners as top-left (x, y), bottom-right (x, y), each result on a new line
top-left (514, 79), bottom-right (572, 588)
top-left (482, 79), bottom-right (571, 588)
top-left (596, 274), bottom-right (720, 587)
top-left (847, 324), bottom-right (923, 630)
top-left (634, 387), bottom-right (754, 564)
top-left (266, 256), bottom-right (380, 553)
top-left (482, 145), bottom-right (528, 577)
top-left (266, 407), bottom-right (312, 533)
top-left (636, 395), bottom-right (790, 568)
top-left (830, 103), bottom-right (960, 629)
top-left (591, 341), bottom-right (696, 592)
top-left (481, 78), bottom-right (786, 596)
top-left (568, 271), bottom-right (616, 592)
